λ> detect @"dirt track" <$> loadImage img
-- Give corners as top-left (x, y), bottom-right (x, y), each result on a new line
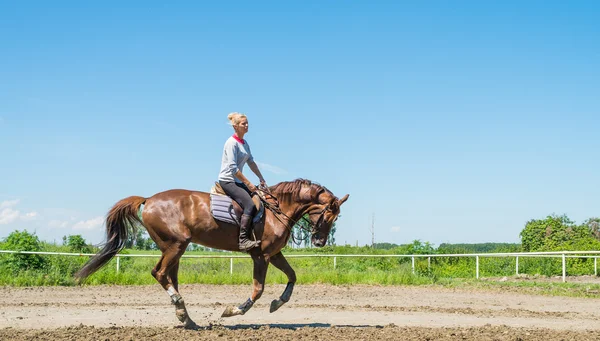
top-left (1, 284), bottom-right (600, 340)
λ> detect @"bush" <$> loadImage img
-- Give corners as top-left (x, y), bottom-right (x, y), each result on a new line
top-left (1, 230), bottom-right (47, 272)
top-left (520, 214), bottom-right (600, 253)
top-left (65, 234), bottom-right (91, 253)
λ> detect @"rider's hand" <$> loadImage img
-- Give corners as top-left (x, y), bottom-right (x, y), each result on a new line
top-left (259, 179), bottom-right (267, 188)
top-left (247, 183), bottom-right (258, 193)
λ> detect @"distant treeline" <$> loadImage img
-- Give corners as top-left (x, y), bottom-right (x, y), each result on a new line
top-left (373, 242), bottom-right (520, 253)
top-left (436, 243), bottom-right (521, 253)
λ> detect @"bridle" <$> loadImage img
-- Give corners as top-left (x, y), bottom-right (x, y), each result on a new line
top-left (256, 185), bottom-right (331, 241)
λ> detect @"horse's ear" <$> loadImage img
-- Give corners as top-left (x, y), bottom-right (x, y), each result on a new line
top-left (338, 194), bottom-right (349, 206)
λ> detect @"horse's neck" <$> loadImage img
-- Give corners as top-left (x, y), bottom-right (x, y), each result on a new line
top-left (280, 201), bottom-right (311, 223)
top-left (270, 190), bottom-right (314, 226)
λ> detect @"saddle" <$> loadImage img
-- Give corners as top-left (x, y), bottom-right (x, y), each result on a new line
top-left (209, 182), bottom-right (264, 226)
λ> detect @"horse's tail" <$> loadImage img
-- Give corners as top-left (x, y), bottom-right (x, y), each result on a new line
top-left (75, 195), bottom-right (146, 282)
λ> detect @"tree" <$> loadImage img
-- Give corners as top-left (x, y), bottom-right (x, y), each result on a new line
top-left (187, 244), bottom-right (207, 251)
top-left (520, 214), bottom-right (571, 251)
top-left (66, 234), bottom-right (90, 253)
top-left (327, 222), bottom-right (337, 245)
top-left (3, 230), bottom-right (47, 271)
top-left (126, 228), bottom-right (144, 249)
top-left (584, 218), bottom-right (600, 241)
top-left (373, 242), bottom-right (400, 250)
top-left (289, 214), bottom-right (338, 247)
top-left (124, 229), bottom-right (156, 250)
top-left (288, 214), bottom-right (311, 247)
top-left (142, 236), bottom-right (157, 250)
top-left (520, 214), bottom-right (600, 251)
top-left (405, 240), bottom-right (435, 254)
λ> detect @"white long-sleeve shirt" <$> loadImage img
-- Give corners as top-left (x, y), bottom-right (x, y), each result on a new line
top-left (218, 135), bottom-right (254, 183)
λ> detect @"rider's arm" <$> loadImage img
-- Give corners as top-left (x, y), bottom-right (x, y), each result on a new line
top-left (234, 170), bottom-right (256, 192)
top-left (222, 140), bottom-right (239, 176)
top-left (247, 160), bottom-right (265, 185)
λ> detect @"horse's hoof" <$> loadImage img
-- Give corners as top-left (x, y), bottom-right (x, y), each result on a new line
top-left (173, 319), bottom-right (199, 330)
top-left (176, 309), bottom-right (188, 322)
top-left (270, 299), bottom-right (285, 313)
top-left (183, 319), bottom-right (198, 330)
top-left (221, 306), bottom-right (242, 317)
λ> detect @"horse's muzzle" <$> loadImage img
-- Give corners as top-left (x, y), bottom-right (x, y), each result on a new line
top-left (312, 239), bottom-right (326, 247)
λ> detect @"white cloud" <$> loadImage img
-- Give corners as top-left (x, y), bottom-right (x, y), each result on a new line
top-left (0, 199), bottom-right (20, 209)
top-left (20, 211), bottom-right (38, 221)
top-left (0, 208), bottom-right (20, 225)
top-left (255, 161), bottom-right (287, 175)
top-left (0, 200), bottom-right (108, 244)
top-left (390, 226), bottom-right (402, 233)
top-left (73, 216), bottom-right (104, 230)
top-left (0, 200), bottom-right (38, 224)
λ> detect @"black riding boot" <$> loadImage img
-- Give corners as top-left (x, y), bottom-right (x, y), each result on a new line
top-left (239, 214), bottom-right (260, 252)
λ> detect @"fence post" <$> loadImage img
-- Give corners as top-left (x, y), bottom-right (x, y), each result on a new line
top-left (334, 256), bottom-right (337, 270)
top-left (515, 256), bottom-right (519, 276)
top-left (116, 256), bottom-right (120, 273)
top-left (476, 256), bottom-right (479, 279)
top-left (411, 256), bottom-right (415, 275)
top-left (562, 254), bottom-right (566, 282)
top-left (427, 257), bottom-right (431, 271)
top-left (230, 258), bottom-right (233, 275)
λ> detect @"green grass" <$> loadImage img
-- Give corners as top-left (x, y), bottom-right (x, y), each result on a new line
top-left (1, 247), bottom-right (598, 299)
top-left (441, 278), bottom-right (600, 298)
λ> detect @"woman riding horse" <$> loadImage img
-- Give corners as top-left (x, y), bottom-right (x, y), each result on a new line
top-left (218, 112), bottom-right (266, 252)
top-left (74, 113), bottom-right (349, 327)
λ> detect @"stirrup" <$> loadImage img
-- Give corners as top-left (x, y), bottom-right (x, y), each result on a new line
top-left (239, 239), bottom-right (261, 252)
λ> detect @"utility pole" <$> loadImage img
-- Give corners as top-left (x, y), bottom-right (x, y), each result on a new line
top-left (370, 213), bottom-right (375, 248)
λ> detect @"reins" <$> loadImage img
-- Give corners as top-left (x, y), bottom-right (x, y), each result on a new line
top-left (256, 185), bottom-right (328, 245)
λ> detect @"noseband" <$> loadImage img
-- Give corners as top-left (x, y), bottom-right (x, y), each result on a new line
top-left (304, 204), bottom-right (330, 235)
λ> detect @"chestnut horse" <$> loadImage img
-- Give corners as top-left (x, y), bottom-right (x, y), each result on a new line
top-left (75, 179), bottom-right (348, 328)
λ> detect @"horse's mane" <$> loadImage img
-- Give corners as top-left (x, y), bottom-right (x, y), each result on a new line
top-left (270, 178), bottom-right (334, 204)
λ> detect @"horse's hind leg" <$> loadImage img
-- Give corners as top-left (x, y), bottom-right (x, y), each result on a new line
top-left (269, 252), bottom-right (296, 313)
top-left (221, 252), bottom-right (269, 317)
top-left (168, 260), bottom-right (195, 328)
top-left (151, 238), bottom-right (196, 328)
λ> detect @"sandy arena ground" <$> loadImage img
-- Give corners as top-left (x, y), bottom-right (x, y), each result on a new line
top-left (1, 283), bottom-right (600, 340)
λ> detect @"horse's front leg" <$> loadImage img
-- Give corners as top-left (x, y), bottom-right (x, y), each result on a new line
top-left (269, 252), bottom-right (295, 313)
top-left (221, 252), bottom-right (269, 317)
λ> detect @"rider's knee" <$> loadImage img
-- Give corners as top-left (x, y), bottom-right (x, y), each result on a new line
top-left (243, 205), bottom-right (256, 217)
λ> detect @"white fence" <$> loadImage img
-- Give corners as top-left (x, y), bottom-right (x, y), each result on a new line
top-left (1, 250), bottom-right (599, 283)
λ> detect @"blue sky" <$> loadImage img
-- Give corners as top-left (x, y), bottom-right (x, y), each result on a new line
top-left (1, 1), bottom-right (598, 247)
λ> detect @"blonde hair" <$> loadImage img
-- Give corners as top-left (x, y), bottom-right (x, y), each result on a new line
top-left (227, 112), bottom-right (247, 126)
